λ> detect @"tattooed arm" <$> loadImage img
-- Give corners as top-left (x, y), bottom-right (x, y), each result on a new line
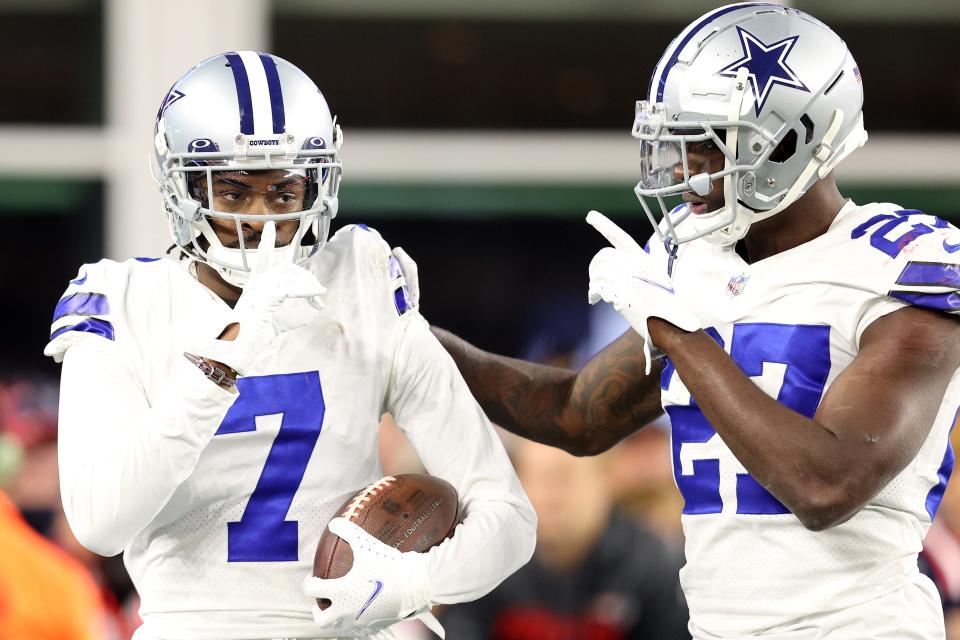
top-left (431, 327), bottom-right (663, 456)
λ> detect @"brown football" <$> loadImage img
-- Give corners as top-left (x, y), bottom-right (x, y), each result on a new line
top-left (313, 474), bottom-right (460, 608)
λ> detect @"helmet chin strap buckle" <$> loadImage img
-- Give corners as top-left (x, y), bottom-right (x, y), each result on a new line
top-left (813, 141), bottom-right (833, 162)
top-left (689, 172), bottom-right (711, 197)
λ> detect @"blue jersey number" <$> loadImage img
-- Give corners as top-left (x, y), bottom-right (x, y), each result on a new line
top-left (663, 323), bottom-right (831, 515)
top-left (215, 371), bottom-right (325, 562)
top-left (850, 209), bottom-right (948, 258)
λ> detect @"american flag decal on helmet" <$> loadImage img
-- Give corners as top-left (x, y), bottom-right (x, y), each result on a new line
top-left (853, 66), bottom-right (862, 84)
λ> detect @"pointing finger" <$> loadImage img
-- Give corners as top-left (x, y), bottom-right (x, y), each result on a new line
top-left (586, 210), bottom-right (645, 255)
top-left (253, 221), bottom-right (277, 274)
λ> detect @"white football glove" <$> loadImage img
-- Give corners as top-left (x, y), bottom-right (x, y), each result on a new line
top-left (303, 518), bottom-right (444, 639)
top-left (195, 222), bottom-right (327, 375)
top-left (391, 246), bottom-right (420, 311)
top-left (586, 210), bottom-right (699, 374)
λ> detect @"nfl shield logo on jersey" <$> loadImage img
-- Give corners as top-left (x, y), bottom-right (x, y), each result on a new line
top-left (726, 274), bottom-right (750, 297)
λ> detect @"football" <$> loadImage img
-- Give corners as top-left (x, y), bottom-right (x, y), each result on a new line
top-left (313, 473), bottom-right (460, 607)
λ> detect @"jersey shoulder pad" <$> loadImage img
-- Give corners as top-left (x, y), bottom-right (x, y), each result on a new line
top-left (44, 257), bottom-right (173, 361)
top-left (845, 203), bottom-right (960, 314)
top-left (329, 223), bottom-right (392, 256)
top-left (325, 223), bottom-right (414, 316)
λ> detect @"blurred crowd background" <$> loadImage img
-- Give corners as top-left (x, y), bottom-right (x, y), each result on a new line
top-left (1, 0), bottom-right (959, 638)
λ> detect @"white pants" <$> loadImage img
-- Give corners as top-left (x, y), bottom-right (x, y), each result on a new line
top-left (692, 573), bottom-right (945, 640)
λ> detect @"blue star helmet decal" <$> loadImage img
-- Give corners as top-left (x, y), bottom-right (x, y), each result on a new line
top-left (717, 27), bottom-right (809, 116)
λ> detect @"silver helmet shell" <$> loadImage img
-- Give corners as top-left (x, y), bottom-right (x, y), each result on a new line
top-left (635, 3), bottom-right (867, 247)
top-left (153, 51), bottom-right (342, 285)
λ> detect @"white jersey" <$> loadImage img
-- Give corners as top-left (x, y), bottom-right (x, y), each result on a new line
top-left (651, 201), bottom-right (960, 637)
top-left (47, 224), bottom-right (536, 640)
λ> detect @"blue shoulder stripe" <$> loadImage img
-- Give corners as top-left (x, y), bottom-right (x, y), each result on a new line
top-left (53, 292), bottom-right (110, 323)
top-left (393, 287), bottom-right (411, 315)
top-left (387, 254), bottom-right (411, 315)
top-left (891, 261), bottom-right (960, 311)
top-left (896, 261), bottom-right (960, 288)
top-left (925, 407), bottom-right (957, 519)
top-left (889, 291), bottom-right (960, 312)
top-left (50, 318), bottom-right (115, 341)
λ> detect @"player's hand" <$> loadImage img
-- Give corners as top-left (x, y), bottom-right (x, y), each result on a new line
top-left (391, 246), bottom-right (420, 311)
top-left (196, 222), bottom-right (326, 375)
top-left (303, 518), bottom-right (444, 639)
top-left (586, 210), bottom-right (699, 373)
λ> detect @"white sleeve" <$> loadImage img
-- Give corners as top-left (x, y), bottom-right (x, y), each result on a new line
top-left (385, 313), bottom-right (537, 605)
top-left (854, 213), bottom-right (960, 343)
top-left (57, 337), bottom-right (237, 557)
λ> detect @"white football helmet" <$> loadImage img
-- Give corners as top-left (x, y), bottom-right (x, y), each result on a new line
top-left (635, 3), bottom-right (867, 247)
top-left (153, 51), bottom-right (342, 286)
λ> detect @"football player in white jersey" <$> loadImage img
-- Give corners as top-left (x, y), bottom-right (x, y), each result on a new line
top-left (46, 52), bottom-right (536, 640)
top-left (398, 4), bottom-right (960, 639)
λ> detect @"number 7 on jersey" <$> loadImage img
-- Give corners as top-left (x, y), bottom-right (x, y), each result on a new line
top-left (215, 371), bottom-right (325, 562)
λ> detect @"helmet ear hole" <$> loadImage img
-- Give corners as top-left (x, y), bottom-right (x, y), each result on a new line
top-left (769, 129), bottom-right (798, 164)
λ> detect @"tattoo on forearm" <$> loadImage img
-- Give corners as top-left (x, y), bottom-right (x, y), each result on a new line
top-left (572, 331), bottom-right (663, 450)
top-left (433, 327), bottom-right (662, 453)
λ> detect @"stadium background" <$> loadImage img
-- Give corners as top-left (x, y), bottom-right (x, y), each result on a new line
top-left (0, 0), bottom-right (958, 638)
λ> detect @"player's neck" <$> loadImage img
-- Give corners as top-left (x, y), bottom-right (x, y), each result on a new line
top-left (740, 175), bottom-right (847, 263)
top-left (195, 262), bottom-right (242, 308)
